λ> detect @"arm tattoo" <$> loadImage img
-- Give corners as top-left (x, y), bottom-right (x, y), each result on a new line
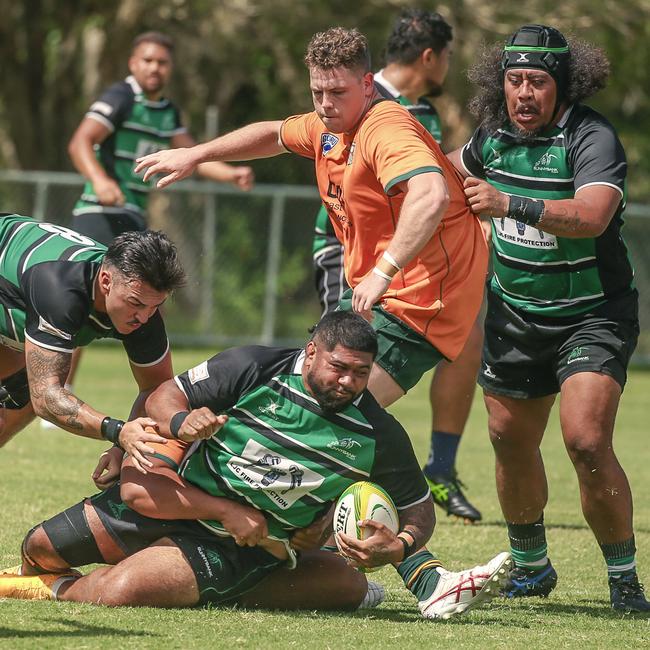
top-left (398, 498), bottom-right (435, 549)
top-left (26, 347), bottom-right (86, 431)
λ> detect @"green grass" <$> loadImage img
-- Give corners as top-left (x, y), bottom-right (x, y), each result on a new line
top-left (2, 345), bottom-right (650, 648)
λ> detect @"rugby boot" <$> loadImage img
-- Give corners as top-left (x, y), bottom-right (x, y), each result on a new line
top-left (0, 572), bottom-right (78, 600)
top-left (609, 571), bottom-right (650, 612)
top-left (425, 470), bottom-right (482, 523)
top-left (503, 561), bottom-right (557, 598)
top-left (419, 551), bottom-right (511, 620)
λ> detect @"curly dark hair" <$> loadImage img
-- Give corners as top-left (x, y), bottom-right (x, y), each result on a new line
top-left (468, 36), bottom-right (610, 131)
top-left (384, 9), bottom-right (452, 64)
top-left (305, 27), bottom-right (371, 73)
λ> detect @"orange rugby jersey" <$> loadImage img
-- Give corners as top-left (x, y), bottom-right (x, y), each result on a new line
top-left (281, 100), bottom-right (487, 360)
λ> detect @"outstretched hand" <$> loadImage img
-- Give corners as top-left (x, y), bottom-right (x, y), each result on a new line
top-left (134, 147), bottom-right (200, 188)
top-left (118, 418), bottom-right (167, 474)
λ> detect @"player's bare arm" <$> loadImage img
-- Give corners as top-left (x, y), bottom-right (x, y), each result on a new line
top-left (336, 498), bottom-right (435, 569)
top-left (25, 339), bottom-right (166, 472)
top-left (68, 117), bottom-right (125, 206)
top-left (121, 454), bottom-right (268, 547)
top-left (171, 132), bottom-right (255, 191)
top-left (134, 120), bottom-right (285, 188)
top-left (351, 171), bottom-right (449, 317)
top-left (143, 375), bottom-right (226, 441)
top-left (463, 178), bottom-right (620, 238)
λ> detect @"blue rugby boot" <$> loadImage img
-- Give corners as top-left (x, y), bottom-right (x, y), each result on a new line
top-left (609, 572), bottom-right (650, 612)
top-left (503, 560), bottom-right (557, 598)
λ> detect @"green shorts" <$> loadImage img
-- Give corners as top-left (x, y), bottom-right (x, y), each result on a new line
top-left (480, 290), bottom-right (639, 399)
top-left (43, 484), bottom-right (285, 607)
top-left (338, 290), bottom-right (443, 391)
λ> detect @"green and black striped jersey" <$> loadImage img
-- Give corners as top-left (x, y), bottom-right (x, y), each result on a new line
top-left (0, 214), bottom-right (169, 364)
top-left (312, 72), bottom-right (443, 257)
top-left (461, 104), bottom-right (634, 317)
top-left (174, 346), bottom-right (430, 543)
top-left (73, 75), bottom-right (186, 218)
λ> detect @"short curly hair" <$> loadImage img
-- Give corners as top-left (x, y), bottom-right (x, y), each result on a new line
top-left (305, 27), bottom-right (371, 73)
top-left (468, 36), bottom-right (610, 131)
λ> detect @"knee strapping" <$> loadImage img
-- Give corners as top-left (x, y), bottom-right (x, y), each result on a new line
top-left (41, 500), bottom-right (105, 568)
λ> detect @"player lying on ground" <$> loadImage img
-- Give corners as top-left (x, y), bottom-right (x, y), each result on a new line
top-left (0, 215), bottom-right (185, 470)
top-left (0, 312), bottom-right (510, 619)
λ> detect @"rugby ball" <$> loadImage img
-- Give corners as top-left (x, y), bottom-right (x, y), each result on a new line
top-left (333, 481), bottom-right (399, 569)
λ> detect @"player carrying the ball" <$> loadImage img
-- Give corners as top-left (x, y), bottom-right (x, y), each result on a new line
top-left (0, 312), bottom-right (510, 620)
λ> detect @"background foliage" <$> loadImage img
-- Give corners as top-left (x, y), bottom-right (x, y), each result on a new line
top-left (1, 0), bottom-right (650, 198)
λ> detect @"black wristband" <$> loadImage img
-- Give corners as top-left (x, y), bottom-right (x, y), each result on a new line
top-left (398, 533), bottom-right (417, 561)
top-left (170, 411), bottom-right (190, 439)
top-left (507, 195), bottom-right (545, 226)
top-left (100, 416), bottom-right (125, 448)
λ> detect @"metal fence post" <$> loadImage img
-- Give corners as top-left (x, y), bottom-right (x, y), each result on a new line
top-left (33, 180), bottom-right (49, 221)
top-left (261, 193), bottom-right (285, 344)
top-left (199, 106), bottom-right (220, 335)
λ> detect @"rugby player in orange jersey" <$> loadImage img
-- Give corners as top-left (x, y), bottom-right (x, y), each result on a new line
top-left (134, 26), bottom-right (488, 411)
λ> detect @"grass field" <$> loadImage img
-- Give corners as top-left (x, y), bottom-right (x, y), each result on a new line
top-left (1, 345), bottom-right (650, 648)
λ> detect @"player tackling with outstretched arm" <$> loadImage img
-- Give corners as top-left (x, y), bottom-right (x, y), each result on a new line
top-left (0, 215), bottom-right (185, 471)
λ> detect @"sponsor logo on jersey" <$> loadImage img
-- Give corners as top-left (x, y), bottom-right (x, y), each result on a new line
top-left (327, 437), bottom-right (361, 460)
top-left (89, 101), bottom-right (114, 117)
top-left (38, 316), bottom-right (72, 341)
top-left (188, 361), bottom-right (209, 384)
top-left (227, 439), bottom-right (324, 509)
top-left (259, 399), bottom-right (281, 419)
top-left (495, 216), bottom-right (558, 249)
top-left (567, 346), bottom-right (590, 365)
top-left (321, 133), bottom-right (339, 156)
top-left (533, 152), bottom-right (559, 174)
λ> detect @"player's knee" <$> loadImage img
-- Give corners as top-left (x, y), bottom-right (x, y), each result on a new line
top-left (22, 525), bottom-right (67, 573)
top-left (96, 569), bottom-right (137, 606)
top-left (343, 568), bottom-right (369, 609)
top-left (564, 436), bottom-right (610, 468)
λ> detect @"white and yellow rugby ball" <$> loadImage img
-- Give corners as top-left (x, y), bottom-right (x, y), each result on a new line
top-left (333, 481), bottom-right (399, 565)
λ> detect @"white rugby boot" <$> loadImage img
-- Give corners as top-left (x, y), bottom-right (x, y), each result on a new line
top-left (419, 551), bottom-right (512, 620)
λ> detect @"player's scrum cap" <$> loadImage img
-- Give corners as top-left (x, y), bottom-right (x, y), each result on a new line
top-left (501, 24), bottom-right (570, 98)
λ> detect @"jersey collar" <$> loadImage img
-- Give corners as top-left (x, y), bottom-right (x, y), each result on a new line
top-left (373, 70), bottom-right (400, 99)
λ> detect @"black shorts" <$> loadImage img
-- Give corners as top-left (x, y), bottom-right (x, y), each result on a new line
top-left (313, 240), bottom-right (348, 316)
top-left (42, 484), bottom-right (285, 606)
top-left (71, 211), bottom-right (146, 247)
top-left (479, 290), bottom-right (639, 399)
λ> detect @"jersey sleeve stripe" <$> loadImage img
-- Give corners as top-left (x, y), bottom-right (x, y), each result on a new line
top-left (575, 181), bottom-right (624, 197)
top-left (24, 332), bottom-right (73, 354)
top-left (85, 112), bottom-right (116, 133)
top-left (395, 487), bottom-right (432, 510)
top-left (384, 166), bottom-right (442, 194)
top-left (128, 340), bottom-right (170, 367)
top-left (173, 375), bottom-right (189, 399)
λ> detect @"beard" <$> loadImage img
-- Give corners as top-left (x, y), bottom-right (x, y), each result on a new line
top-left (306, 369), bottom-right (357, 414)
top-left (508, 120), bottom-right (548, 140)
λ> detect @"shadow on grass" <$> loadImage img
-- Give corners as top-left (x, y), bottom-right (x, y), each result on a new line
top-left (0, 618), bottom-right (158, 639)
top-left (471, 520), bottom-right (650, 535)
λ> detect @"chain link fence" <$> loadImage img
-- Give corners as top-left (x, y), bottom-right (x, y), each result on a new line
top-left (0, 170), bottom-right (648, 363)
